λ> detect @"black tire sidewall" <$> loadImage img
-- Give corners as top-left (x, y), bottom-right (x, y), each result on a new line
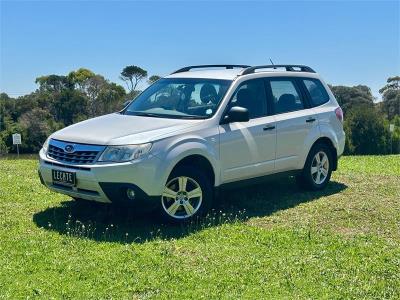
top-left (302, 143), bottom-right (333, 190)
top-left (159, 165), bottom-right (213, 223)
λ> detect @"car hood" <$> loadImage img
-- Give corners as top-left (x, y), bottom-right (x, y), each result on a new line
top-left (51, 113), bottom-right (203, 145)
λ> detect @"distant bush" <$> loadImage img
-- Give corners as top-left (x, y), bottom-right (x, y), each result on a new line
top-left (343, 105), bottom-right (391, 155)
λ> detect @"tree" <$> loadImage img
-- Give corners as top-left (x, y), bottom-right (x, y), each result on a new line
top-left (0, 92), bottom-right (10, 102)
top-left (120, 65), bottom-right (147, 92)
top-left (148, 75), bottom-right (161, 84)
top-left (390, 115), bottom-right (400, 153)
top-left (0, 93), bottom-right (12, 128)
top-left (67, 68), bottom-right (126, 116)
top-left (68, 68), bottom-right (95, 92)
top-left (53, 89), bottom-right (88, 125)
top-left (344, 104), bottom-right (390, 155)
top-left (8, 93), bottom-right (43, 121)
top-left (1, 68), bottom-right (128, 153)
top-left (85, 75), bottom-right (108, 117)
top-left (379, 76), bottom-right (400, 94)
top-left (0, 116), bottom-right (23, 154)
top-left (379, 76), bottom-right (400, 120)
top-left (35, 75), bottom-right (72, 92)
top-left (0, 94), bottom-right (14, 154)
top-left (18, 108), bottom-right (64, 153)
top-left (330, 85), bottom-right (374, 115)
top-left (96, 83), bottom-right (126, 114)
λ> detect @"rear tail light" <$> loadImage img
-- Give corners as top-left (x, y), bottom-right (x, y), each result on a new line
top-left (335, 107), bottom-right (343, 123)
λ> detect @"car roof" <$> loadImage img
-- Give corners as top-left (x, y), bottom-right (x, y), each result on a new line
top-left (165, 69), bottom-right (243, 80)
top-left (165, 67), bottom-right (320, 81)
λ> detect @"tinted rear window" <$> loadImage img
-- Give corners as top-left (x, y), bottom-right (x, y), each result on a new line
top-left (269, 79), bottom-right (305, 114)
top-left (303, 79), bottom-right (330, 106)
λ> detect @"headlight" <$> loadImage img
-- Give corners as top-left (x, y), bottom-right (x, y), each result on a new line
top-left (98, 143), bottom-right (152, 163)
top-left (42, 137), bottom-right (50, 153)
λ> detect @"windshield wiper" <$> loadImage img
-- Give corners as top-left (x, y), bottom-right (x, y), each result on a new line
top-left (126, 111), bottom-right (204, 119)
top-left (178, 115), bottom-right (205, 119)
top-left (127, 112), bottom-right (165, 118)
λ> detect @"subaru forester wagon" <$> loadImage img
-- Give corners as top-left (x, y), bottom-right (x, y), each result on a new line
top-left (38, 64), bottom-right (345, 222)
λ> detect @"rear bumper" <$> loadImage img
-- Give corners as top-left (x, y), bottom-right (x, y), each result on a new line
top-left (38, 149), bottom-right (164, 203)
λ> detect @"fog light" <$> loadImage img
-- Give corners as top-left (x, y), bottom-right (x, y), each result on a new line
top-left (126, 188), bottom-right (136, 200)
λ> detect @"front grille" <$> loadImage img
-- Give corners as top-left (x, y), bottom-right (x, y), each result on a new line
top-left (47, 139), bottom-right (105, 165)
top-left (48, 145), bottom-right (98, 164)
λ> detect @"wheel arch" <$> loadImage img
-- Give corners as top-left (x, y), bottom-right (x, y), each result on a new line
top-left (169, 154), bottom-right (216, 188)
top-left (152, 134), bottom-right (220, 195)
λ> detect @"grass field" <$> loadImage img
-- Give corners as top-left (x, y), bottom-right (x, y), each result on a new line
top-left (0, 155), bottom-right (399, 299)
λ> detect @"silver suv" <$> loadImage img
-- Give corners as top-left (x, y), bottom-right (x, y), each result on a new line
top-left (38, 64), bottom-right (345, 222)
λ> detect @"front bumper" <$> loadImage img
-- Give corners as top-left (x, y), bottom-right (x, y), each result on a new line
top-left (38, 149), bottom-right (164, 203)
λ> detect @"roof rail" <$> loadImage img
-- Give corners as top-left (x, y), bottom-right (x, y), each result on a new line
top-left (172, 64), bottom-right (251, 74)
top-left (241, 65), bottom-right (316, 75)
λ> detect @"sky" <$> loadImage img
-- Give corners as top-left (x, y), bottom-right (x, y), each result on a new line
top-left (0, 0), bottom-right (399, 99)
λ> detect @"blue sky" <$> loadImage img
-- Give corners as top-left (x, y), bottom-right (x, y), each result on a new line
top-left (1, 0), bottom-right (399, 99)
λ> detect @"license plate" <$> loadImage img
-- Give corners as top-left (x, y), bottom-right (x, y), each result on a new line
top-left (52, 169), bottom-right (76, 186)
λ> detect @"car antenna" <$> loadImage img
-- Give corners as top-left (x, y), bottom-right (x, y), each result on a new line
top-left (269, 58), bottom-right (276, 69)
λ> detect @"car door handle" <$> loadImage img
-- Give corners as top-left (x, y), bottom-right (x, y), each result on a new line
top-left (263, 125), bottom-right (276, 131)
top-left (306, 117), bottom-right (316, 123)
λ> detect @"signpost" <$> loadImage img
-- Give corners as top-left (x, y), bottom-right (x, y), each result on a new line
top-left (12, 133), bottom-right (21, 158)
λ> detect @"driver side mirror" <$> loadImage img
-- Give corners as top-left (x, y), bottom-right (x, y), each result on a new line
top-left (221, 106), bottom-right (249, 124)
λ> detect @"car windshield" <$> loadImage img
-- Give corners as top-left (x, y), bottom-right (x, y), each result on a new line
top-left (124, 78), bottom-right (232, 119)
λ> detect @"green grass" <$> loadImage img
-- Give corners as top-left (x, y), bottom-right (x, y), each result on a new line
top-left (0, 155), bottom-right (399, 299)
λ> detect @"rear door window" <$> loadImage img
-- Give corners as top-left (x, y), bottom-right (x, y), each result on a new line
top-left (268, 79), bottom-right (305, 114)
top-left (303, 79), bottom-right (330, 106)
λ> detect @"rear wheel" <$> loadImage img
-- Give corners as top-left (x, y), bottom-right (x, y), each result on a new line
top-left (297, 143), bottom-right (333, 190)
top-left (160, 166), bottom-right (212, 223)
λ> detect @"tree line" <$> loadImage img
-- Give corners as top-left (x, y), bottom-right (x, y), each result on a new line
top-left (329, 77), bottom-right (400, 154)
top-left (0, 66), bottom-right (399, 155)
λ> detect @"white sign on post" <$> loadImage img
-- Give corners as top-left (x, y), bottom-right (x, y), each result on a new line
top-left (389, 124), bottom-right (395, 133)
top-left (12, 133), bottom-right (22, 145)
top-left (12, 133), bottom-right (21, 157)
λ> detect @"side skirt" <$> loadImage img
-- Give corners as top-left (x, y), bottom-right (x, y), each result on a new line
top-left (215, 170), bottom-right (302, 195)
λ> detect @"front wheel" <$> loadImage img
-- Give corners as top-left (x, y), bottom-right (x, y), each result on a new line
top-left (297, 143), bottom-right (333, 190)
top-left (160, 166), bottom-right (212, 223)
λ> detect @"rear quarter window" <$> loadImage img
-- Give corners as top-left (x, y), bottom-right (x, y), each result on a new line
top-left (303, 78), bottom-right (330, 106)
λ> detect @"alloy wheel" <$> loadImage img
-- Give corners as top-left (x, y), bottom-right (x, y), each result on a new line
top-left (311, 151), bottom-right (330, 185)
top-left (161, 176), bottom-right (203, 219)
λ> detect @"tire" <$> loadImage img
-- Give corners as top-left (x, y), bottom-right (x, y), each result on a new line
top-left (159, 165), bottom-right (213, 223)
top-left (297, 143), bottom-right (333, 191)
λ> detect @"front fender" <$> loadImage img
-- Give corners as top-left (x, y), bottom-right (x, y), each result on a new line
top-left (152, 135), bottom-right (220, 194)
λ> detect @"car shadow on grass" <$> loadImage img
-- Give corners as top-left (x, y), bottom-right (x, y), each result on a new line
top-left (33, 178), bottom-right (347, 244)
